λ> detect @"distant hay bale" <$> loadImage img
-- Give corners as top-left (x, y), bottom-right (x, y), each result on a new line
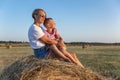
top-left (0, 61), bottom-right (3, 65)
top-left (82, 44), bottom-right (91, 49)
top-left (0, 55), bottom-right (107, 80)
top-left (6, 45), bottom-right (12, 49)
top-left (82, 44), bottom-right (87, 49)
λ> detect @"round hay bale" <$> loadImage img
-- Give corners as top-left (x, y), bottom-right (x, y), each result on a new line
top-left (6, 45), bottom-right (12, 49)
top-left (82, 44), bottom-right (86, 49)
top-left (0, 55), bottom-right (107, 80)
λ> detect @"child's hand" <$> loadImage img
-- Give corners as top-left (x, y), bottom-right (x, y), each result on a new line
top-left (57, 41), bottom-right (62, 46)
top-left (58, 41), bottom-right (66, 49)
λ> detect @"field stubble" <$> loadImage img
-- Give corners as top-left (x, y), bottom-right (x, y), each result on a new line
top-left (0, 45), bottom-right (120, 80)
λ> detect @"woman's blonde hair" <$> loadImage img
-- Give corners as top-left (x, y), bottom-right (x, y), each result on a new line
top-left (32, 8), bottom-right (46, 19)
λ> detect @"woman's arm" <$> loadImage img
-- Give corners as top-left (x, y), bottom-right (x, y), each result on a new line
top-left (39, 34), bottom-right (57, 45)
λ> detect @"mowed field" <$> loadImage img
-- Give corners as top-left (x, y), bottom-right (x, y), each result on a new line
top-left (0, 45), bottom-right (120, 80)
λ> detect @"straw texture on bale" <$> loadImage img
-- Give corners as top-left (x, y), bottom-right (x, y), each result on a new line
top-left (0, 55), bottom-right (107, 80)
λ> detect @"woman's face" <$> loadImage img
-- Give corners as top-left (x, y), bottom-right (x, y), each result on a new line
top-left (35, 11), bottom-right (46, 24)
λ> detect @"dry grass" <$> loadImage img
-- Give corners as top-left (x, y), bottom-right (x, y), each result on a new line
top-left (0, 55), bottom-right (107, 80)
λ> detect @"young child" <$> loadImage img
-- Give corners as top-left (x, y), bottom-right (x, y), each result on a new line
top-left (43, 18), bottom-right (84, 68)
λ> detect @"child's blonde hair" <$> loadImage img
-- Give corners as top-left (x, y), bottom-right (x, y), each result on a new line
top-left (43, 18), bottom-right (53, 26)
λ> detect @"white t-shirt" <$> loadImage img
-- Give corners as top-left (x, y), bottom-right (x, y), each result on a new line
top-left (28, 24), bottom-right (45, 49)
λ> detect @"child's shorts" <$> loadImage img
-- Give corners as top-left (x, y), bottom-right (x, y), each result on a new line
top-left (33, 46), bottom-right (50, 58)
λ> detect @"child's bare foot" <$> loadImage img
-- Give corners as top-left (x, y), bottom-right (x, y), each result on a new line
top-left (78, 64), bottom-right (84, 68)
top-left (64, 58), bottom-right (72, 62)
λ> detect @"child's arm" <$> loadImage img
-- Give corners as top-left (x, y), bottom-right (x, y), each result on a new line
top-left (55, 32), bottom-right (66, 47)
top-left (54, 28), bottom-right (63, 41)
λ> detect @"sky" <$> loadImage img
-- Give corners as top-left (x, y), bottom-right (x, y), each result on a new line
top-left (0, 0), bottom-right (120, 43)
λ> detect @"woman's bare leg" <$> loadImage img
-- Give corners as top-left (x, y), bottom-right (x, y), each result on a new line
top-left (45, 50), bottom-right (55, 59)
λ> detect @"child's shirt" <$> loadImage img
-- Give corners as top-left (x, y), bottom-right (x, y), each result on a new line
top-left (45, 28), bottom-right (66, 50)
top-left (45, 28), bottom-right (60, 40)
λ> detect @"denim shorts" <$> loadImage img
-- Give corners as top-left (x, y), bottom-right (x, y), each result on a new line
top-left (33, 47), bottom-right (50, 58)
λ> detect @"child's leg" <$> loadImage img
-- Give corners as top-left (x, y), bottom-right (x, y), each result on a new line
top-left (60, 49), bottom-right (78, 64)
top-left (48, 44), bottom-right (71, 62)
top-left (70, 52), bottom-right (84, 68)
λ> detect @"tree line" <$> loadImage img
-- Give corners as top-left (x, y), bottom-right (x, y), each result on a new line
top-left (65, 42), bottom-right (120, 46)
top-left (0, 41), bottom-right (120, 46)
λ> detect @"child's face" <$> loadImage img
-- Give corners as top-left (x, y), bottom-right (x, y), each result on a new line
top-left (45, 20), bottom-right (56, 29)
